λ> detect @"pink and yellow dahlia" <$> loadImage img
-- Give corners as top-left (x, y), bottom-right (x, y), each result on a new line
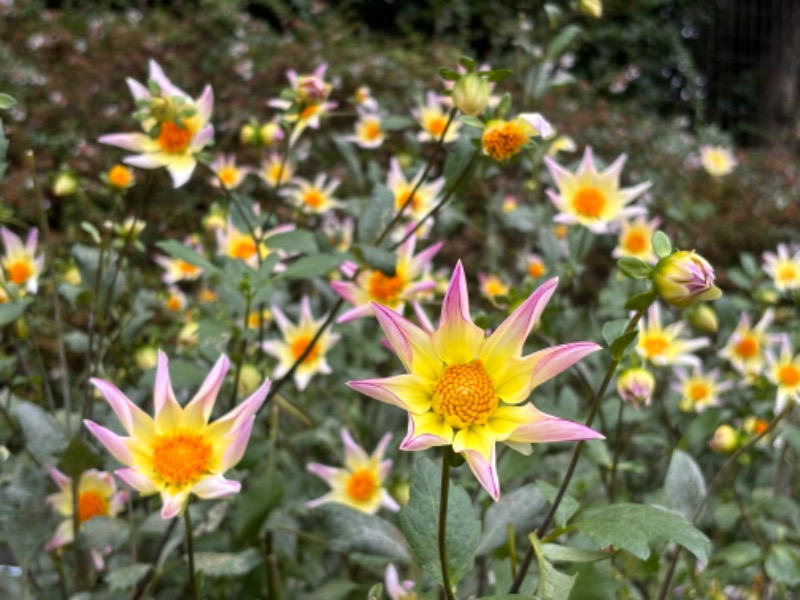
top-left (763, 243), bottom-right (800, 292)
top-left (719, 310), bottom-right (777, 380)
top-left (636, 303), bottom-right (710, 368)
top-left (348, 262), bottom-right (602, 500)
top-left (84, 352), bottom-right (269, 519)
top-left (767, 336), bottom-right (800, 412)
top-left (1, 227), bottom-right (44, 294)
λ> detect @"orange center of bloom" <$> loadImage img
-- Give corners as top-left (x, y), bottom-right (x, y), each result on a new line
top-left (750, 419), bottom-right (769, 435)
top-left (6, 260), bottom-right (32, 285)
top-left (152, 431), bottom-right (212, 486)
top-left (554, 224), bottom-right (568, 239)
top-left (777, 264), bottom-right (798, 284)
top-left (108, 165), bottom-right (132, 188)
top-left (624, 231), bottom-right (647, 254)
top-left (300, 105), bottom-right (319, 121)
top-left (218, 166), bottom-right (238, 188)
top-left (157, 121), bottom-right (193, 154)
top-left (77, 491), bottom-right (108, 523)
top-left (433, 359), bottom-right (498, 429)
top-left (427, 116), bottom-right (447, 137)
top-left (482, 122), bottom-right (527, 161)
top-left (304, 189), bottom-right (324, 208)
top-left (346, 469), bottom-right (377, 502)
top-left (363, 120), bottom-right (381, 141)
top-left (642, 336), bottom-right (668, 357)
top-left (290, 335), bottom-right (320, 363)
top-left (165, 295), bottom-right (183, 312)
top-left (527, 262), bottom-right (546, 278)
top-left (573, 187), bottom-right (606, 218)
top-left (779, 364), bottom-right (800, 387)
top-left (177, 260), bottom-right (200, 278)
top-left (688, 382), bottom-right (709, 401)
top-left (230, 237), bottom-right (258, 261)
top-left (735, 336), bottom-right (758, 359)
top-left (368, 271), bottom-right (404, 305)
top-left (396, 189), bottom-right (421, 211)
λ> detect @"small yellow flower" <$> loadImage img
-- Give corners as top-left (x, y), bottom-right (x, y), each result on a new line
top-left (700, 145), bottom-right (737, 177)
top-left (481, 113), bottom-right (552, 161)
top-left (1, 227), bottom-right (44, 294)
top-left (479, 273), bottom-right (510, 301)
top-left (387, 157), bottom-right (444, 223)
top-left (613, 216), bottom-right (661, 263)
top-left (767, 337), bottom-right (800, 412)
top-left (501, 195), bottom-right (518, 213)
top-left (674, 367), bottom-right (730, 413)
top-left (763, 244), bottom-right (800, 292)
top-left (210, 154), bottom-right (251, 190)
top-left (345, 112), bottom-right (385, 149)
top-left (259, 154), bottom-right (294, 187)
top-left (282, 174), bottom-right (342, 214)
top-left (526, 254), bottom-right (548, 279)
top-left (414, 91), bottom-right (460, 143)
top-left (163, 287), bottom-right (187, 313)
top-left (107, 164), bottom-right (135, 190)
top-left (636, 303), bottom-right (710, 367)
top-left (720, 310), bottom-right (777, 380)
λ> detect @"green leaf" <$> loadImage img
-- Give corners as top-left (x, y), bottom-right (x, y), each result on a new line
top-left (530, 533), bottom-right (576, 600)
top-left (624, 290), bottom-right (657, 311)
top-left (477, 483), bottom-right (547, 555)
top-left (651, 231), bottom-right (672, 259)
top-left (545, 24), bottom-right (583, 61)
top-left (476, 596), bottom-right (537, 600)
top-left (438, 67), bottom-right (461, 81)
top-left (14, 400), bottom-right (67, 463)
top-left (357, 185), bottom-right (395, 244)
top-left (458, 56), bottom-right (476, 72)
top-left (484, 69), bottom-right (512, 83)
top-left (609, 330), bottom-right (639, 361)
top-left (664, 449), bottom-right (706, 520)
top-left (156, 240), bottom-right (219, 276)
top-left (459, 115), bottom-right (485, 129)
top-left (542, 544), bottom-right (609, 563)
top-left (601, 319), bottom-right (628, 347)
top-left (381, 115), bottom-right (414, 131)
top-left (713, 541), bottom-right (762, 567)
top-left (0, 299), bottom-right (33, 328)
top-left (765, 544), bottom-right (800, 586)
top-left (279, 253), bottom-right (345, 280)
top-left (80, 516), bottom-right (129, 551)
top-left (573, 503), bottom-right (710, 563)
top-left (265, 230), bottom-right (319, 255)
top-left (399, 456), bottom-right (480, 587)
top-left (366, 583), bottom-right (383, 600)
top-left (536, 480), bottom-right (579, 528)
top-left (57, 435), bottom-right (104, 479)
top-left (319, 504), bottom-right (409, 560)
top-left (357, 244), bottom-right (397, 276)
top-left (107, 564), bottom-right (150, 591)
top-left (232, 463), bottom-right (284, 545)
top-left (0, 93), bottom-right (17, 110)
top-left (443, 132), bottom-right (479, 192)
top-left (616, 257), bottom-right (653, 280)
top-left (193, 549), bottom-right (261, 578)
top-left (496, 93), bottom-right (512, 119)
top-left (333, 137), bottom-right (364, 188)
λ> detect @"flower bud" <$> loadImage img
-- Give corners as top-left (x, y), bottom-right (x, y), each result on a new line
top-left (63, 266), bottom-right (82, 286)
top-left (709, 424), bottom-right (738, 453)
top-left (258, 122), bottom-right (284, 147)
top-left (652, 250), bottom-right (722, 309)
top-left (237, 364), bottom-right (262, 397)
top-left (616, 367), bottom-right (655, 408)
top-left (239, 123), bottom-right (257, 145)
top-left (578, 0), bottom-right (603, 18)
top-left (53, 172), bottom-right (78, 197)
top-left (452, 73), bottom-right (490, 116)
top-left (687, 303), bottom-right (719, 333)
top-left (135, 346), bottom-right (158, 371)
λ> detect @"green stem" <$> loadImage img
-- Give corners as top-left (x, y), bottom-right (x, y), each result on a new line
top-left (229, 290), bottom-right (253, 410)
top-left (509, 307), bottom-right (646, 593)
top-left (655, 404), bottom-right (793, 600)
top-left (184, 509), bottom-right (198, 600)
top-left (607, 398), bottom-right (626, 501)
top-left (439, 447), bottom-right (456, 600)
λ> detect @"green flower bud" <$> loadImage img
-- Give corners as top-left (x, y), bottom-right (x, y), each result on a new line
top-left (452, 73), bottom-right (490, 117)
top-left (652, 250), bottom-right (722, 309)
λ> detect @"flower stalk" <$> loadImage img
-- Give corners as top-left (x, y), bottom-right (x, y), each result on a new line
top-left (184, 509), bottom-right (198, 600)
top-left (439, 446), bottom-right (456, 600)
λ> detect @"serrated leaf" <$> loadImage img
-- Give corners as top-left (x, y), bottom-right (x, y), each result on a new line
top-left (320, 504), bottom-right (409, 560)
top-left (193, 549), bottom-right (261, 578)
top-left (399, 457), bottom-right (480, 587)
top-left (279, 253), bottom-right (344, 280)
top-left (156, 240), bottom-right (219, 276)
top-left (358, 244), bottom-right (397, 276)
top-left (536, 480), bottom-right (579, 528)
top-left (765, 544), bottom-right (800, 585)
top-left (617, 257), bottom-right (653, 280)
top-left (625, 290), bottom-right (657, 311)
top-left (477, 483), bottom-right (546, 555)
top-left (107, 564), bottom-right (150, 591)
top-left (357, 185), bottom-right (395, 244)
top-left (651, 231), bottom-right (672, 259)
top-left (664, 449), bottom-right (706, 520)
top-left (57, 435), bottom-right (104, 479)
top-left (0, 299), bottom-right (33, 328)
top-left (265, 230), bottom-right (319, 254)
top-left (573, 503), bottom-right (710, 563)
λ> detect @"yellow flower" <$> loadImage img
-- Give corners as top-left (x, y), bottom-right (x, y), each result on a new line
top-left (613, 216), bottom-right (661, 263)
top-left (481, 113), bottom-right (552, 161)
top-left (545, 147), bottom-right (651, 233)
top-left (767, 337), bottom-right (800, 412)
top-left (386, 157), bottom-right (445, 223)
top-left (525, 254), bottom-right (548, 279)
top-left (1, 227), bottom-right (44, 294)
top-left (700, 145), bottom-right (737, 177)
top-left (259, 154), bottom-right (294, 187)
top-left (674, 367), bottom-right (731, 413)
top-left (719, 310), bottom-right (777, 380)
top-left (348, 262), bottom-right (602, 499)
top-left (479, 272), bottom-right (510, 301)
top-left (85, 352), bottom-right (270, 518)
top-left (209, 154), bottom-right (251, 190)
top-left (652, 250), bottom-right (722, 309)
top-left (307, 430), bottom-right (399, 514)
top-left (282, 173), bottom-right (343, 215)
top-left (345, 112), bottom-right (385, 149)
top-left (414, 91), bottom-right (460, 143)
top-left (763, 243), bottom-right (800, 292)
top-left (636, 303), bottom-right (710, 367)
top-left (107, 164), bottom-right (135, 190)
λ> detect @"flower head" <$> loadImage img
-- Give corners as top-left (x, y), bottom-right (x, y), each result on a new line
top-left (636, 303), bottom-right (710, 367)
top-left (700, 145), bottom-right (737, 177)
top-left (413, 92), bottom-right (459, 143)
top-left (544, 147), bottom-right (651, 233)
top-left (1, 227), bottom-right (44, 294)
top-left (85, 352), bottom-right (268, 518)
top-left (613, 216), bottom-right (661, 263)
top-left (525, 253), bottom-right (548, 279)
top-left (344, 111), bottom-right (385, 149)
top-left (332, 234), bottom-right (441, 322)
top-left (262, 296), bottom-right (340, 391)
top-left (348, 262), bottom-right (603, 500)
top-left (259, 154), bottom-right (294, 188)
top-left (652, 250), bottom-right (722, 308)
top-left (282, 173), bottom-right (342, 215)
top-left (209, 154), bottom-right (251, 190)
top-left (106, 164), bottom-right (135, 190)
top-left (767, 336), bottom-right (800, 412)
top-left (99, 60), bottom-right (214, 188)
top-left (616, 367), bottom-right (655, 408)
top-left (719, 310), bottom-right (777, 380)
top-left (45, 468), bottom-right (128, 558)
top-left (353, 85), bottom-right (379, 112)
top-left (216, 217), bottom-right (294, 270)
top-left (673, 367), bottom-right (731, 413)
top-left (306, 429), bottom-right (399, 514)
top-left (452, 73), bottom-right (490, 116)
top-left (709, 424), bottom-right (739, 453)
top-left (154, 238), bottom-right (204, 284)
top-left (478, 272), bottom-right (510, 302)
top-left (387, 157), bottom-right (445, 224)
top-left (481, 113), bottom-right (552, 161)
top-left (763, 243), bottom-right (800, 292)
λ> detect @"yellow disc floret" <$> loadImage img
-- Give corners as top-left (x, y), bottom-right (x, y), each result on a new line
top-left (482, 122), bottom-right (527, 161)
top-left (6, 260), bottom-right (32, 286)
top-left (77, 490), bottom-right (108, 523)
top-left (642, 336), bottom-right (668, 357)
top-left (735, 336), bottom-right (758, 359)
top-left (624, 231), bottom-right (647, 254)
top-left (304, 189), bottom-right (324, 209)
top-left (290, 335), bottom-right (320, 363)
top-left (218, 166), bottom-right (238, 188)
top-left (157, 121), bottom-right (194, 154)
top-left (779, 364), bottom-right (800, 387)
top-left (108, 165), bottom-right (132, 188)
top-left (688, 382), bottom-right (709, 401)
top-left (573, 187), bottom-right (606, 218)
top-left (346, 469), bottom-right (377, 502)
top-left (368, 271), bottom-right (404, 305)
top-left (152, 431), bottom-right (212, 487)
top-left (432, 359), bottom-right (498, 429)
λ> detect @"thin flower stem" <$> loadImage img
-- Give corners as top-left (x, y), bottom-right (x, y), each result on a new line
top-left (655, 404), bottom-right (793, 600)
top-left (509, 307), bottom-right (647, 593)
top-left (184, 509), bottom-right (198, 600)
top-left (229, 289), bottom-right (253, 410)
top-left (607, 398), bottom-right (626, 501)
top-left (439, 447), bottom-right (456, 600)
top-left (132, 518), bottom-right (180, 600)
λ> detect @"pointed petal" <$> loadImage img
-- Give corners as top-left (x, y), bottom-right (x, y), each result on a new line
top-left (431, 261), bottom-right (484, 365)
top-left (84, 420), bottom-right (133, 465)
top-left (124, 153), bottom-right (167, 169)
top-left (89, 378), bottom-right (135, 433)
top-left (463, 446), bottom-right (499, 500)
top-left (341, 429), bottom-right (369, 471)
top-left (380, 489), bottom-right (400, 512)
top-left (126, 77), bottom-right (150, 101)
top-left (192, 475), bottom-right (241, 499)
top-left (336, 304), bottom-right (374, 323)
top-left (196, 85), bottom-right (214, 123)
top-left (189, 125), bottom-right (214, 152)
top-left (160, 490), bottom-right (190, 519)
top-left (347, 374), bottom-right (433, 413)
top-left (98, 132), bottom-right (153, 152)
top-left (220, 416), bottom-right (255, 471)
top-left (44, 520), bottom-right (74, 552)
top-left (186, 354), bottom-right (230, 422)
top-left (506, 404), bottom-right (604, 444)
top-left (528, 342), bottom-right (603, 389)
top-left (307, 463), bottom-right (343, 486)
top-left (372, 304), bottom-right (441, 380)
top-left (400, 412), bottom-right (452, 451)
top-left (148, 60), bottom-right (187, 98)
top-left (166, 156), bottom-right (197, 188)
top-left (115, 468), bottom-right (159, 495)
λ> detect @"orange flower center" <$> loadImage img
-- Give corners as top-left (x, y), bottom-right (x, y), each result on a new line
top-left (230, 237), bottom-right (258, 261)
top-left (554, 224), bottom-right (568, 239)
top-left (165, 295), bottom-right (183, 312)
top-left (750, 419), bottom-right (769, 435)
top-left (304, 189), bottom-right (324, 208)
top-left (433, 359), bottom-right (497, 429)
top-left (152, 431), bottom-right (212, 486)
top-left (396, 189), bottom-right (421, 211)
top-left (177, 260), bottom-right (200, 277)
top-left (427, 116), bottom-right (447, 137)
top-left (482, 122), bottom-right (527, 161)
top-left (688, 382), bottom-right (709, 401)
top-left (777, 264), bottom-right (798, 284)
top-left (368, 271), bottom-right (404, 305)
top-left (527, 262), bottom-right (546, 278)
top-left (108, 165), bottom-right (132, 188)
top-left (346, 469), bottom-right (377, 502)
top-left (77, 491), bottom-right (108, 523)
top-left (363, 120), bottom-right (382, 141)
top-left (218, 166), bottom-right (239, 188)
top-left (735, 336), bottom-right (758, 359)
top-left (642, 336), bottom-right (668, 357)
top-left (157, 121), bottom-right (193, 154)
top-left (624, 231), bottom-right (647, 254)
top-left (573, 187), bottom-right (606, 218)
top-left (779, 364), bottom-right (800, 387)
top-left (300, 105), bottom-right (319, 121)
top-left (6, 260), bottom-right (32, 285)
top-left (483, 277), bottom-right (507, 298)
top-left (290, 335), bottom-right (320, 363)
